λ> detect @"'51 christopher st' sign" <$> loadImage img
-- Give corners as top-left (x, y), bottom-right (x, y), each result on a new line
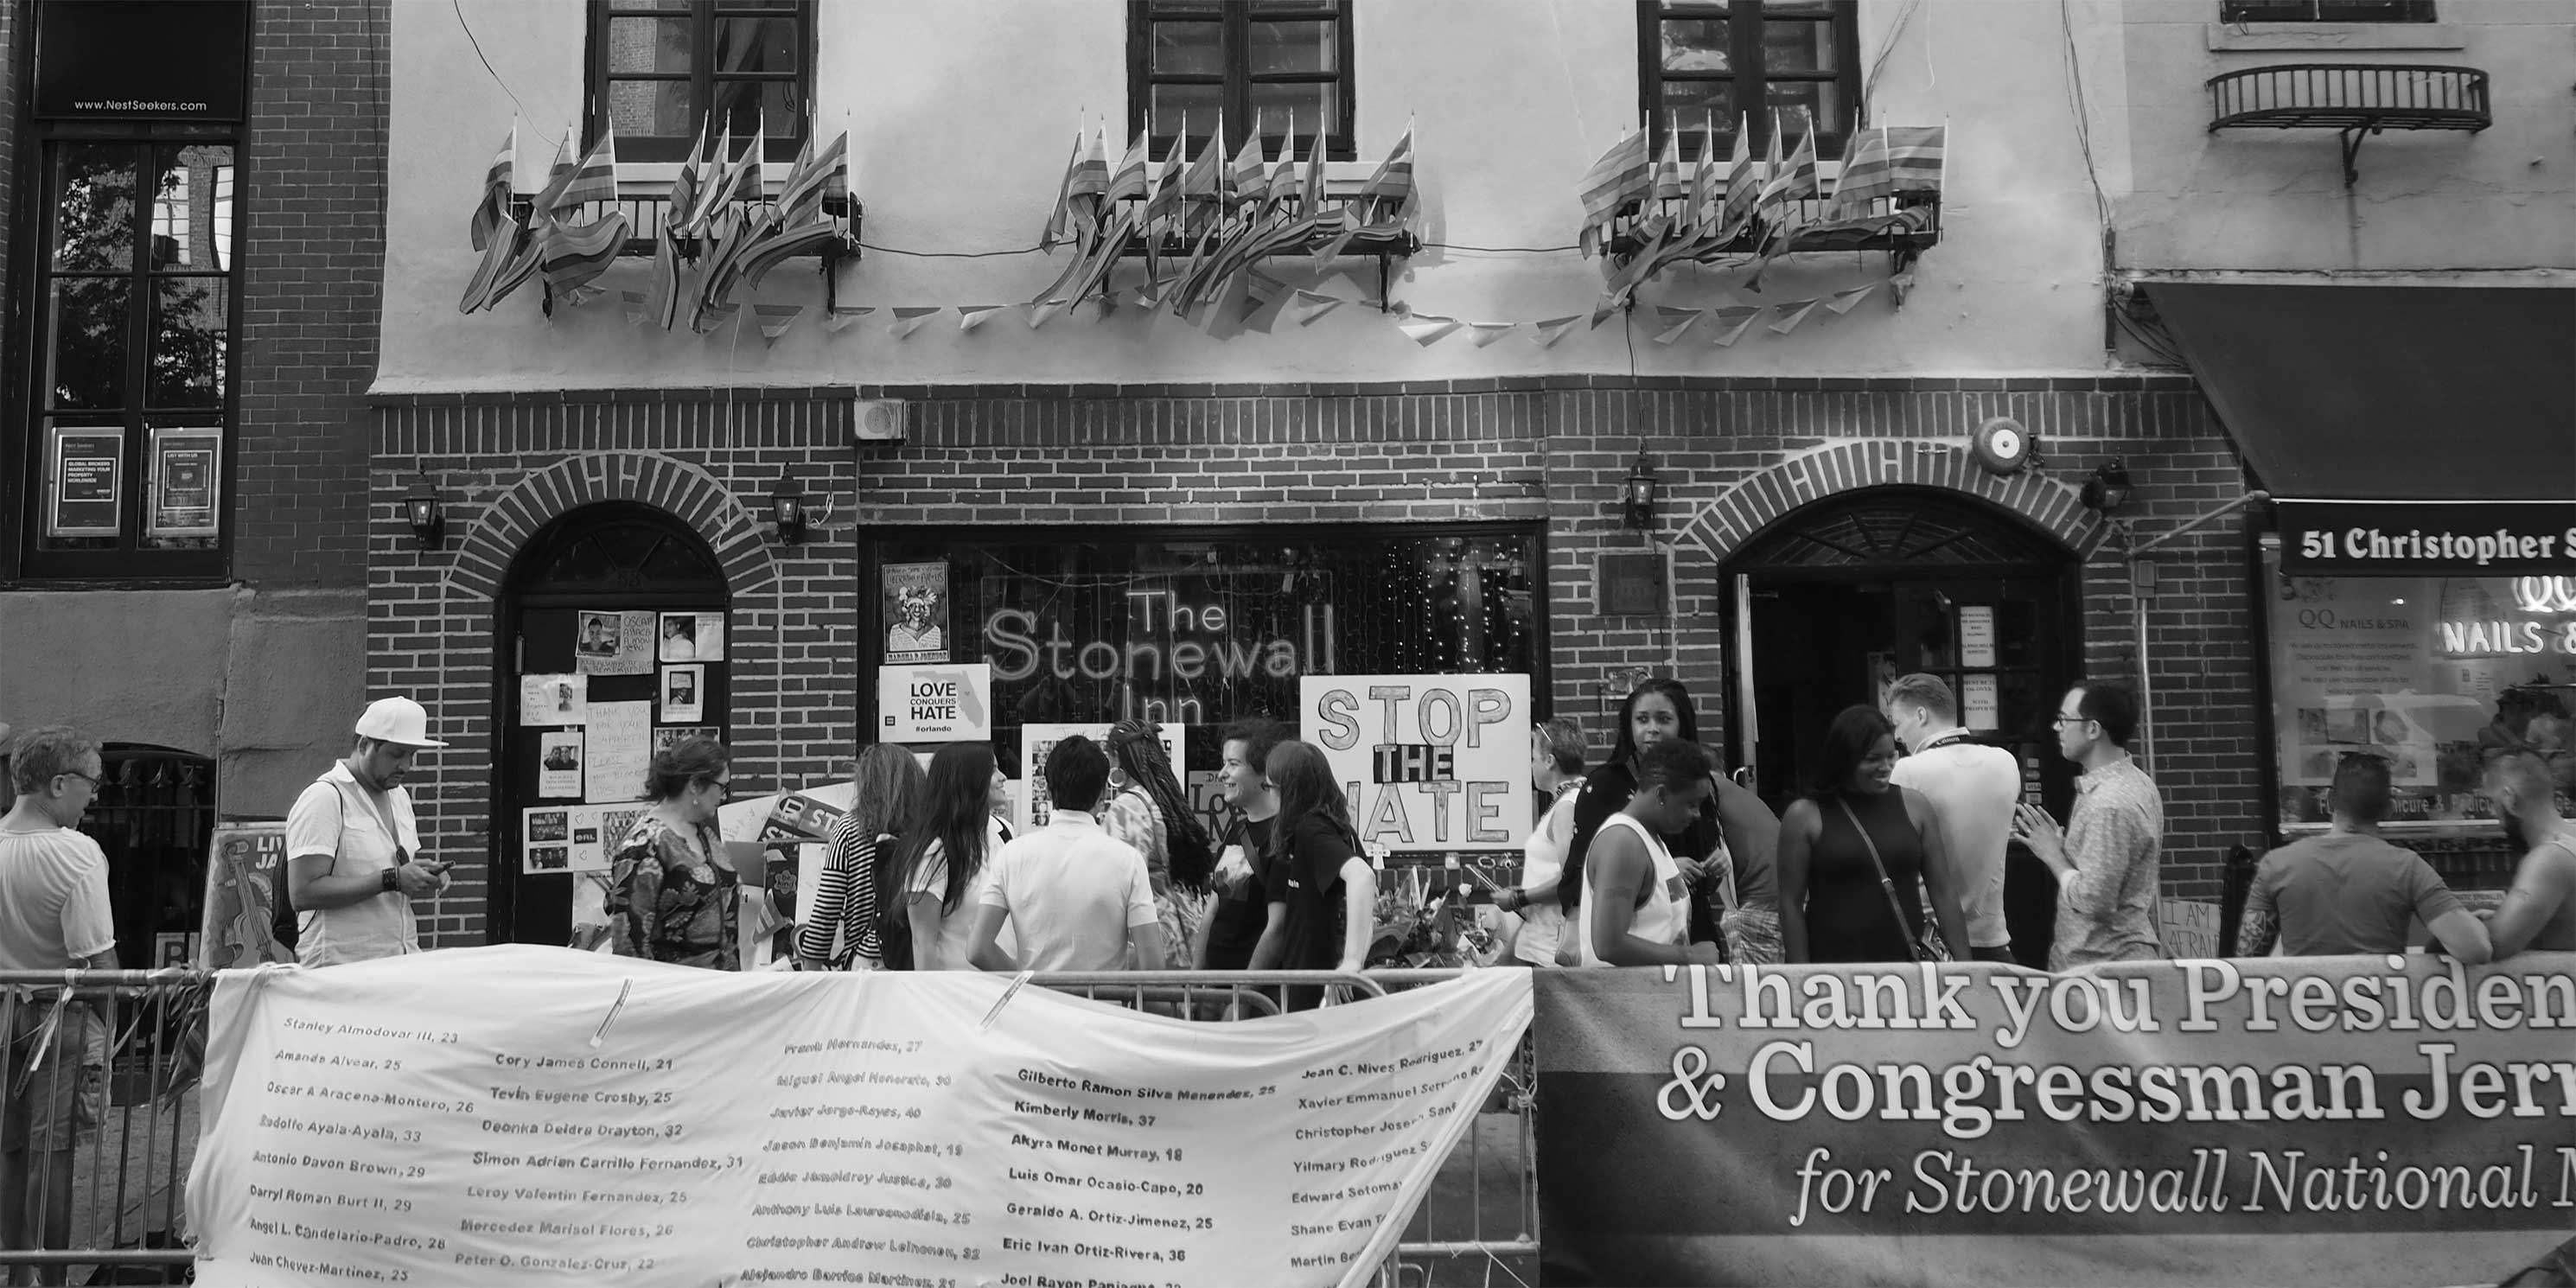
top-left (2278, 501), bottom-right (2576, 574)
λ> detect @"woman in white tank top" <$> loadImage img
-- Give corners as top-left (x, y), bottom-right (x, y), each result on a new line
top-left (1578, 813), bottom-right (1689, 965)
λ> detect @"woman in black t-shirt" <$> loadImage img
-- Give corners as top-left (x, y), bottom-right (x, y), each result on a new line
top-left (1252, 741), bottom-right (1374, 1011)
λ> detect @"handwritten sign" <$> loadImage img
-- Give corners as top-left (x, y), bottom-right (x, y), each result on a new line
top-left (877, 663), bottom-right (993, 742)
top-left (1300, 675), bottom-right (1531, 852)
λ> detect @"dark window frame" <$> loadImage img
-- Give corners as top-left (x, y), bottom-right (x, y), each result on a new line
top-left (861, 521), bottom-right (1553, 774)
top-left (1127, 1), bottom-right (1357, 162)
top-left (1638, 0), bottom-right (1864, 160)
top-left (7, 122), bottom-right (244, 583)
top-left (2219, 0), bottom-right (2435, 22)
top-left (584, 0), bottom-right (818, 165)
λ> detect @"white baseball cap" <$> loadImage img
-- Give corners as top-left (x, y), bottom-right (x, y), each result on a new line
top-left (354, 697), bottom-right (447, 749)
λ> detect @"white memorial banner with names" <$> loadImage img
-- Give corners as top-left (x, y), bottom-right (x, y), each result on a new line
top-left (189, 946), bottom-right (1531, 1288)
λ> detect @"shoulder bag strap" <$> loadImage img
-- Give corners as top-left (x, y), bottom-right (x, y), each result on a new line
top-left (1833, 796), bottom-right (1922, 956)
top-left (339, 776), bottom-right (411, 867)
top-left (1704, 775), bottom-right (1739, 913)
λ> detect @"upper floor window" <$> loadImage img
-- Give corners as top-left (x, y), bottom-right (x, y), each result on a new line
top-left (2220, 0), bottom-right (2434, 20)
top-left (1129, 1), bottom-right (1355, 161)
top-left (588, 0), bottom-right (815, 164)
top-left (16, 140), bottom-right (238, 577)
top-left (1640, 1), bottom-right (1861, 159)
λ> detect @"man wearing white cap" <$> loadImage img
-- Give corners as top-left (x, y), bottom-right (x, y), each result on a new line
top-left (286, 698), bottom-right (452, 966)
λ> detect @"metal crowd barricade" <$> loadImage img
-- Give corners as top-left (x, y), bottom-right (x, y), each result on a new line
top-left (1031, 969), bottom-right (1541, 1288)
top-left (0, 968), bottom-right (207, 1285)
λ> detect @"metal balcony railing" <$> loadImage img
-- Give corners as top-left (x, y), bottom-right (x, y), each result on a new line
top-left (2207, 63), bottom-right (2490, 183)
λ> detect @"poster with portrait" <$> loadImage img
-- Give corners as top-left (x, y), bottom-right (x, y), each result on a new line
top-left (522, 807), bottom-right (571, 875)
top-left (537, 731), bottom-right (583, 799)
top-left (1019, 724), bottom-right (1183, 833)
top-left (881, 561), bottom-right (950, 663)
top-left (661, 664), bottom-right (705, 724)
top-left (573, 611), bottom-right (649, 676)
top-left (518, 673), bottom-right (586, 728)
top-left (658, 612), bottom-right (724, 663)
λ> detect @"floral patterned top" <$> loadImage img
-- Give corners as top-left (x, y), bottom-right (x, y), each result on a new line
top-left (606, 814), bottom-right (738, 970)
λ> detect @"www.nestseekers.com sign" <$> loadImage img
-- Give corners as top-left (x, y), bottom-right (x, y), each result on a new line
top-left (1538, 954), bottom-right (2576, 1287)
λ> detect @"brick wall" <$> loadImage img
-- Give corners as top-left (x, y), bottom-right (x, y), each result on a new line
top-left (234, 0), bottom-right (388, 586)
top-left (372, 374), bottom-right (2267, 943)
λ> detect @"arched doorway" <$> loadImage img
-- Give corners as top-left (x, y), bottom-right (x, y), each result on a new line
top-left (494, 502), bottom-right (730, 946)
top-left (1723, 484), bottom-right (2082, 815)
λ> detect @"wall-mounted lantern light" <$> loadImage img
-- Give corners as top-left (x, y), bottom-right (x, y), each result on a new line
top-left (2081, 458), bottom-right (2134, 515)
top-left (1622, 442), bottom-right (1658, 530)
top-left (771, 471), bottom-right (809, 545)
top-left (403, 474), bottom-right (445, 551)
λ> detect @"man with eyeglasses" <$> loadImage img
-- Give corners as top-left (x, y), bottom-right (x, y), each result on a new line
top-left (0, 726), bottom-right (118, 1278)
top-left (286, 698), bottom-right (451, 966)
top-left (2011, 681), bottom-right (2165, 969)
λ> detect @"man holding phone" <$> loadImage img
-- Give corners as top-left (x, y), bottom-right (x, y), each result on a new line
top-left (287, 697), bottom-right (451, 966)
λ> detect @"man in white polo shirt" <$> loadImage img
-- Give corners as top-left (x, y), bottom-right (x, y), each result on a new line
top-left (1885, 673), bottom-right (2022, 964)
top-left (286, 698), bottom-right (452, 966)
top-left (970, 736), bottom-right (1166, 972)
top-left (0, 726), bottom-right (118, 1276)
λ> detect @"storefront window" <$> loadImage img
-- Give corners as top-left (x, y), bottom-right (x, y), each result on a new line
top-left (869, 526), bottom-right (1547, 778)
top-left (2266, 542), bottom-right (2576, 831)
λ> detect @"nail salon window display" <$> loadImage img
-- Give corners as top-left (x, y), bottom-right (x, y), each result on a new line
top-left (2266, 545), bottom-right (2576, 832)
top-left (866, 527), bottom-right (1548, 801)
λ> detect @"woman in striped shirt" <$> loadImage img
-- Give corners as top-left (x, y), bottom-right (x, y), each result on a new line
top-left (795, 744), bottom-right (927, 971)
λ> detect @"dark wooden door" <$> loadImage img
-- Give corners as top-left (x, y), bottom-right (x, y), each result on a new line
top-left (494, 504), bottom-right (730, 946)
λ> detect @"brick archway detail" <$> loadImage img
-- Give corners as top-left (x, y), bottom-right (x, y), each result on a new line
top-left (443, 452), bottom-right (779, 602)
top-left (1677, 441), bottom-right (2103, 564)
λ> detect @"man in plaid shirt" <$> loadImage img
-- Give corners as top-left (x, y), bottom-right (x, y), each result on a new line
top-left (2012, 681), bottom-right (2165, 968)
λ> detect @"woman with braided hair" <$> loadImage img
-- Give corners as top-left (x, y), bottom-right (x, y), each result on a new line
top-left (1102, 719), bottom-right (1220, 963)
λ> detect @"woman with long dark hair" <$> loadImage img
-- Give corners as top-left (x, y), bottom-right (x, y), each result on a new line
top-left (603, 737), bottom-right (743, 969)
top-left (1777, 705), bottom-right (1970, 964)
top-left (1103, 719), bottom-right (1220, 962)
top-left (1247, 741), bottom-right (1374, 1010)
top-left (795, 744), bottom-right (927, 971)
top-left (896, 743), bottom-right (1004, 971)
top-left (1559, 679), bottom-right (1782, 964)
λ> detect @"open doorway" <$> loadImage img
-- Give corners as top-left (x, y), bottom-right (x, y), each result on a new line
top-left (1721, 488), bottom-right (2082, 965)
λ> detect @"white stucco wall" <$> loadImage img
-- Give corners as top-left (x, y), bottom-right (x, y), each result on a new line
top-left (381, 0), bottom-right (2121, 390)
top-left (2114, 0), bottom-right (2576, 271)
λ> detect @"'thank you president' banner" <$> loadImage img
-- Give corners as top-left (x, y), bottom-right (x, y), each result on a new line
top-left (1538, 956), bottom-right (2576, 1287)
top-left (188, 945), bottom-right (1530, 1287)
